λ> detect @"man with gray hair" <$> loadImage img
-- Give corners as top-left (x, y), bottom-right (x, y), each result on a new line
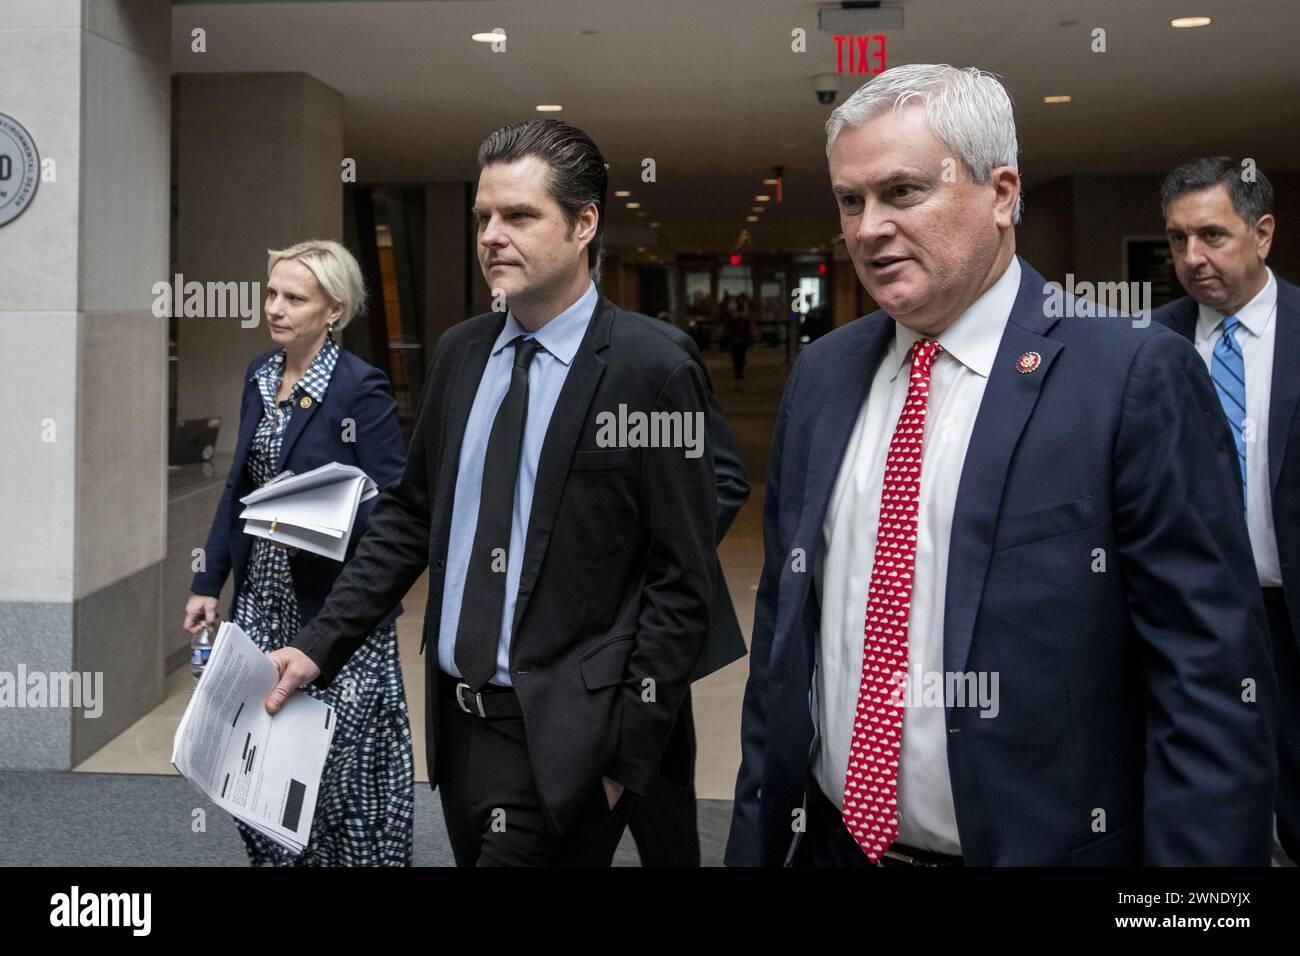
top-left (1153, 157), bottom-right (1300, 864)
top-left (727, 64), bottom-right (1276, 866)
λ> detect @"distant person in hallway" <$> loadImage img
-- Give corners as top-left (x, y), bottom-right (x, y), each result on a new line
top-left (726, 292), bottom-right (756, 381)
top-left (184, 239), bottom-right (414, 866)
top-left (260, 120), bottom-right (718, 866)
top-left (727, 64), bottom-right (1276, 867)
top-left (1154, 157), bottom-right (1300, 865)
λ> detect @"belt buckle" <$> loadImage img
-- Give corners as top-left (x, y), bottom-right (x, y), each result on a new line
top-left (880, 847), bottom-right (916, 866)
top-left (455, 681), bottom-right (486, 718)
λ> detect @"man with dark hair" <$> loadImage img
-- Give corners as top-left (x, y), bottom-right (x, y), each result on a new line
top-left (1154, 156), bottom-right (1300, 864)
top-left (259, 119), bottom-right (723, 866)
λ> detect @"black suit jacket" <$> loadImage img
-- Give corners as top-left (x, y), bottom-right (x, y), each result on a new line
top-left (1154, 275), bottom-right (1300, 643)
top-left (291, 296), bottom-right (718, 835)
top-left (628, 313), bottom-right (750, 680)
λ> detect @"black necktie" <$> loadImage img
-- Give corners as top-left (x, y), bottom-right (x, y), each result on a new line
top-left (454, 336), bottom-right (544, 689)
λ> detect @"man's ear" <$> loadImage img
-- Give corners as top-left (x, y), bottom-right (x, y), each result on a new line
top-left (991, 166), bottom-right (1020, 229)
top-left (576, 201), bottom-right (599, 248)
top-left (1254, 212), bottom-right (1276, 261)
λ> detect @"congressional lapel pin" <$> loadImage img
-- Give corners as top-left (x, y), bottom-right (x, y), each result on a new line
top-left (1016, 351), bottom-right (1042, 374)
top-left (299, 395), bottom-right (312, 409)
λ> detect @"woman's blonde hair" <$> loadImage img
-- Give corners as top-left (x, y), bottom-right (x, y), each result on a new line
top-left (266, 239), bottom-right (367, 331)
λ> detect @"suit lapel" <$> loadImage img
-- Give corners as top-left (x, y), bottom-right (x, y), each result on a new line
top-left (769, 318), bottom-right (892, 670)
top-left (1164, 296), bottom-right (1198, 343)
top-left (1269, 277), bottom-right (1300, 493)
top-left (276, 388), bottom-right (321, 471)
top-left (509, 300), bottom-right (612, 638)
top-left (797, 319), bottom-right (893, 552)
top-left (944, 259), bottom-right (1063, 677)
top-left (420, 318), bottom-right (499, 655)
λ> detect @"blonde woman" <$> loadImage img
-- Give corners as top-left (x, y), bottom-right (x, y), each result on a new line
top-left (183, 240), bottom-right (413, 866)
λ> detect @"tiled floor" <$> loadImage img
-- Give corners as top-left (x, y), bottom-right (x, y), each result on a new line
top-left (74, 344), bottom-right (792, 804)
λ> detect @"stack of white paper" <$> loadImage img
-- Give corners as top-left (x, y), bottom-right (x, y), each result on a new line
top-left (239, 462), bottom-right (378, 561)
top-left (171, 621), bottom-right (336, 855)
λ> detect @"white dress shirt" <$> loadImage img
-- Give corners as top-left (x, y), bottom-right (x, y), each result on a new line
top-left (1193, 268), bottom-right (1282, 587)
top-left (813, 256), bottom-right (1022, 855)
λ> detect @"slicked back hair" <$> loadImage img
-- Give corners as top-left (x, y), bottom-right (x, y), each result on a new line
top-left (477, 119), bottom-right (608, 283)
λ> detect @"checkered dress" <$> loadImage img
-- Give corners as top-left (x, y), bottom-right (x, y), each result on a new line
top-left (231, 333), bottom-right (414, 866)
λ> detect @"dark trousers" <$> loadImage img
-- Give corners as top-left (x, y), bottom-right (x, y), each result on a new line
top-left (436, 676), bottom-right (636, 866)
top-left (793, 777), bottom-right (875, 867)
top-left (627, 691), bottom-right (701, 866)
top-left (1264, 589), bottom-right (1300, 864)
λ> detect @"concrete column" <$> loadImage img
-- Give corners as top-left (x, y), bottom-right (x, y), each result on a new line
top-left (173, 72), bottom-right (344, 456)
top-left (0, 0), bottom-right (172, 768)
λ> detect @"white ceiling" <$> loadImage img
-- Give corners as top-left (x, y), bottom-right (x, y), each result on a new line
top-left (170, 0), bottom-right (1300, 254)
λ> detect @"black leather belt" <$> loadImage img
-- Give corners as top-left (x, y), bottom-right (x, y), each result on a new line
top-left (439, 671), bottom-right (523, 720)
top-left (878, 842), bottom-right (964, 867)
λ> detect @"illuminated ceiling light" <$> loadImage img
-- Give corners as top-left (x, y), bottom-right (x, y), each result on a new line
top-left (614, 190), bottom-right (631, 197)
top-left (746, 215), bottom-right (759, 222)
top-left (763, 178), bottom-right (779, 185)
top-left (1043, 95), bottom-right (1072, 104)
top-left (626, 202), bottom-right (641, 209)
top-left (471, 31), bottom-right (504, 42)
top-left (751, 206), bottom-right (764, 213)
top-left (1170, 16), bottom-right (1212, 28)
top-left (536, 104), bottom-right (563, 112)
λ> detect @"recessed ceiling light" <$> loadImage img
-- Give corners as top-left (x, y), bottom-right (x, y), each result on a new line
top-left (626, 202), bottom-right (641, 209)
top-left (536, 104), bottom-right (563, 112)
top-left (763, 178), bottom-right (778, 185)
top-left (1171, 16), bottom-right (1212, 28)
top-left (649, 222), bottom-right (660, 228)
top-left (471, 31), bottom-right (504, 42)
top-left (755, 194), bottom-right (771, 202)
top-left (636, 212), bottom-right (647, 218)
top-left (746, 216), bottom-right (759, 222)
top-left (751, 206), bottom-right (764, 213)
top-left (1043, 95), bottom-right (1072, 104)
top-left (614, 190), bottom-right (631, 197)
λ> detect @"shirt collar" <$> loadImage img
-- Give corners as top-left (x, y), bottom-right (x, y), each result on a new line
top-left (491, 281), bottom-right (599, 366)
top-left (254, 333), bottom-right (340, 406)
top-left (1196, 267), bottom-right (1277, 341)
top-left (889, 256), bottom-right (1022, 381)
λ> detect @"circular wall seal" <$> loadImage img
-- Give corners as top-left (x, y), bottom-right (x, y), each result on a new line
top-left (0, 112), bottom-right (40, 227)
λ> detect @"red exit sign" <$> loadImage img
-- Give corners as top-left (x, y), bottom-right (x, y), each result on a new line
top-left (834, 34), bottom-right (886, 75)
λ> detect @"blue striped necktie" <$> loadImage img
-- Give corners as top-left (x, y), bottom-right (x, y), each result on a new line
top-left (1211, 315), bottom-right (1248, 506)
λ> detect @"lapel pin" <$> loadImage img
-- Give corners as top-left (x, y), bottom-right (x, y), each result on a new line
top-left (1016, 351), bottom-right (1042, 374)
top-left (299, 395), bottom-right (312, 409)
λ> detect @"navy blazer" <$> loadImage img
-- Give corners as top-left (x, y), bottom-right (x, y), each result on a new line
top-left (1154, 274), bottom-right (1300, 641)
top-left (191, 344), bottom-right (407, 630)
top-left (727, 257), bottom-right (1278, 866)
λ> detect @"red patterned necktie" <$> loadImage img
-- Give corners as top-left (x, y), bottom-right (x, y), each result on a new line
top-left (842, 337), bottom-right (942, 861)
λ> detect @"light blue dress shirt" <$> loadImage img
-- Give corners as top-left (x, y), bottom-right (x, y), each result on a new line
top-left (438, 281), bottom-right (600, 686)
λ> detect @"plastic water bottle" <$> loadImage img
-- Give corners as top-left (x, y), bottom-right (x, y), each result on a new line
top-left (191, 626), bottom-right (214, 694)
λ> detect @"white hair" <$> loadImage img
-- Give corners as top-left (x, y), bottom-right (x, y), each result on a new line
top-left (825, 64), bottom-right (1023, 224)
top-left (267, 238), bottom-right (367, 331)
